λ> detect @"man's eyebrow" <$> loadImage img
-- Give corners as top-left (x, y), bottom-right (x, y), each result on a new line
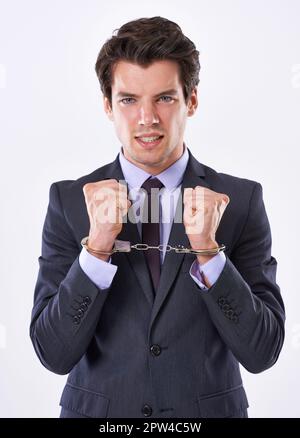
top-left (116, 89), bottom-right (179, 98)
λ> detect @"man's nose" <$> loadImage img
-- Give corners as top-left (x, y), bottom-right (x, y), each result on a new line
top-left (138, 103), bottom-right (159, 126)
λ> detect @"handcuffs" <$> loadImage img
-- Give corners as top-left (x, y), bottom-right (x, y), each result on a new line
top-left (81, 236), bottom-right (225, 256)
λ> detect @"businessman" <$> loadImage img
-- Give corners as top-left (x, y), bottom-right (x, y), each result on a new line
top-left (30, 16), bottom-right (285, 418)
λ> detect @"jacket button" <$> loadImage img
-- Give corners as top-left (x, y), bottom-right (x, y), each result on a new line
top-left (142, 404), bottom-right (152, 417)
top-left (226, 309), bottom-right (234, 318)
top-left (79, 303), bottom-right (88, 311)
top-left (84, 296), bottom-right (91, 305)
top-left (73, 315), bottom-right (80, 324)
top-left (77, 309), bottom-right (84, 318)
top-left (150, 344), bottom-right (161, 356)
top-left (222, 304), bottom-right (231, 311)
top-left (218, 297), bottom-right (227, 306)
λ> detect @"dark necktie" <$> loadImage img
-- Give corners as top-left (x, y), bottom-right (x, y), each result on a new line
top-left (141, 177), bottom-right (164, 291)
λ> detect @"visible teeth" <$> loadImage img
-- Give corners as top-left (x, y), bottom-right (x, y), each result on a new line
top-left (139, 136), bottom-right (161, 143)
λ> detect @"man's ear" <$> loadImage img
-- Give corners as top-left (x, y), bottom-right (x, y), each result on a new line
top-left (103, 96), bottom-right (114, 121)
top-left (187, 87), bottom-right (198, 117)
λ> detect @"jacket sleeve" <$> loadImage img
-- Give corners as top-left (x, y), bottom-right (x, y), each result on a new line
top-left (30, 182), bottom-right (113, 375)
top-left (200, 182), bottom-right (285, 373)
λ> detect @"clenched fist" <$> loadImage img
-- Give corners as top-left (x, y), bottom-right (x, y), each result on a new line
top-left (183, 186), bottom-right (230, 264)
top-left (83, 179), bottom-right (131, 260)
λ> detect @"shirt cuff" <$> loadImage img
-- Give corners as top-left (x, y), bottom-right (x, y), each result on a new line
top-left (189, 252), bottom-right (226, 291)
top-left (79, 247), bottom-right (118, 290)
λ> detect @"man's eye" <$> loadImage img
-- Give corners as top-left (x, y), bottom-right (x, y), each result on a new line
top-left (120, 98), bottom-right (135, 104)
top-left (158, 96), bottom-right (173, 102)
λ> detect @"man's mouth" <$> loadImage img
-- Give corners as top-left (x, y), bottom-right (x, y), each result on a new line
top-left (135, 134), bottom-right (164, 148)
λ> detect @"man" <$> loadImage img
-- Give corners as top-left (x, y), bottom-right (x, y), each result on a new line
top-left (30, 16), bottom-right (285, 418)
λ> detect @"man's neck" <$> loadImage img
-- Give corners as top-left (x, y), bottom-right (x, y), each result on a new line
top-left (122, 144), bottom-right (185, 175)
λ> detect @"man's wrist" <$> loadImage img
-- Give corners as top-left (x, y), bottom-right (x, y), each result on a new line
top-left (193, 239), bottom-right (218, 265)
top-left (86, 249), bottom-right (111, 262)
top-left (196, 254), bottom-right (215, 265)
top-left (83, 235), bottom-right (116, 259)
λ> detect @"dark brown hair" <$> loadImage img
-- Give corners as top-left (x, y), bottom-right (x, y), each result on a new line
top-left (95, 16), bottom-right (200, 105)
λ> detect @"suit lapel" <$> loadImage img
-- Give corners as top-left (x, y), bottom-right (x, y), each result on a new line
top-left (115, 216), bottom-right (155, 306)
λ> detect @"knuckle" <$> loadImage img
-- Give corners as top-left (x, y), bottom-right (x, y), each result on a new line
top-left (83, 183), bottom-right (92, 197)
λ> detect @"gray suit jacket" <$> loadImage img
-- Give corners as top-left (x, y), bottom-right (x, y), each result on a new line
top-left (30, 149), bottom-right (285, 418)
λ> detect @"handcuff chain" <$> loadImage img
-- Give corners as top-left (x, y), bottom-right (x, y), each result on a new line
top-left (81, 237), bottom-right (226, 256)
top-left (131, 243), bottom-right (173, 252)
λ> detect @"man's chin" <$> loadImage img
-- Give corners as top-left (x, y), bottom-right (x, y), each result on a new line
top-left (134, 155), bottom-right (163, 168)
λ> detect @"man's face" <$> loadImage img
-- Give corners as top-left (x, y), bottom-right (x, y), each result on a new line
top-left (103, 60), bottom-right (198, 174)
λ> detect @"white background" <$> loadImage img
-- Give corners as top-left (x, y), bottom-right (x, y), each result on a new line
top-left (0, 0), bottom-right (299, 418)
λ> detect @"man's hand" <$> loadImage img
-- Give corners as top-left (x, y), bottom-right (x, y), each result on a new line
top-left (83, 179), bottom-right (131, 261)
top-left (183, 186), bottom-right (230, 265)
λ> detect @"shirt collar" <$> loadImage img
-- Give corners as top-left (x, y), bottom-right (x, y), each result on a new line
top-left (118, 143), bottom-right (189, 191)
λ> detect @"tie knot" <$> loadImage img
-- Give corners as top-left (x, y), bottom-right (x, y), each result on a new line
top-left (141, 177), bottom-right (164, 193)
